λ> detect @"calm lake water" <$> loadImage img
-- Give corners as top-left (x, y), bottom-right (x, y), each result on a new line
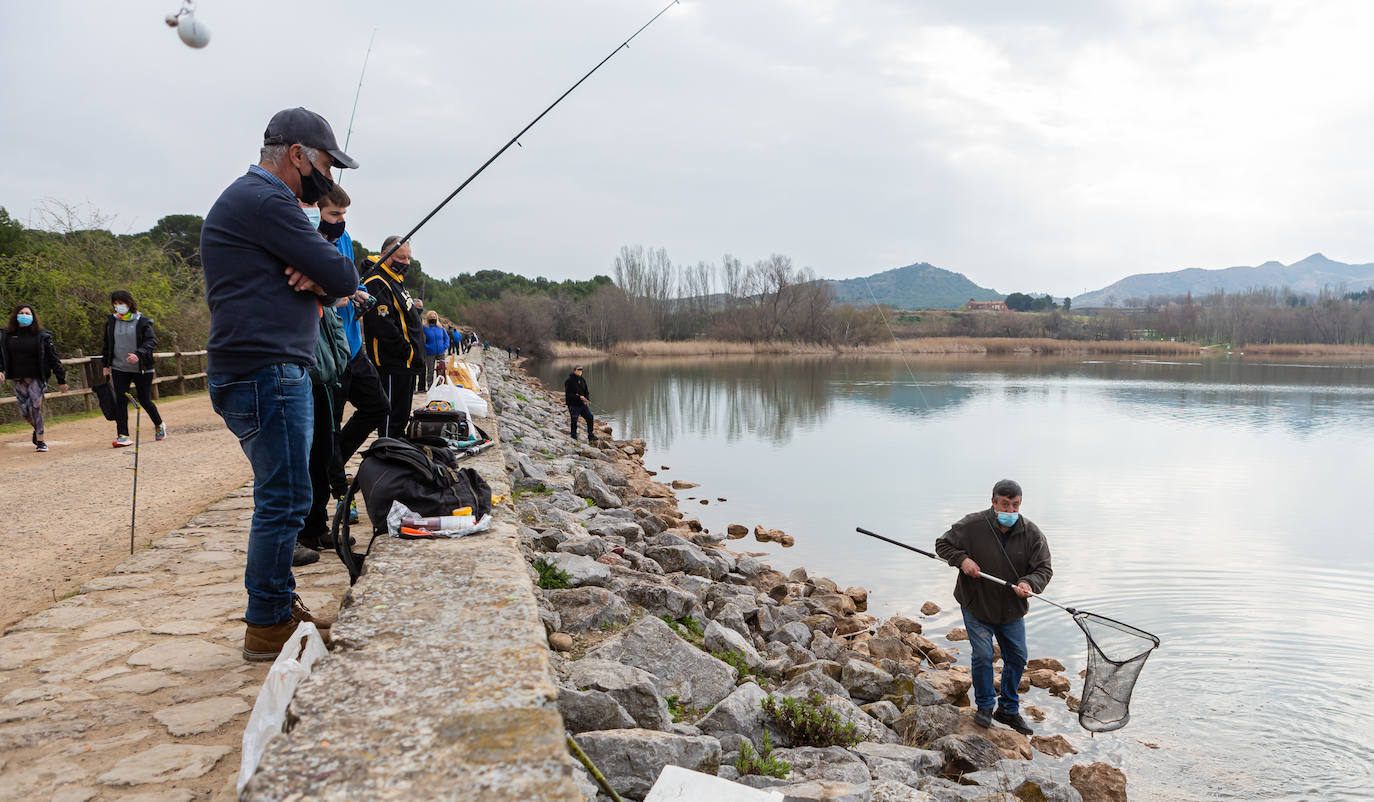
top-left (531, 353), bottom-right (1374, 801)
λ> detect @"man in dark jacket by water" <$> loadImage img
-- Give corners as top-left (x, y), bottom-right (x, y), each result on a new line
top-left (201, 107), bottom-right (359, 661)
top-left (935, 479), bottom-right (1052, 736)
top-left (361, 236), bottom-right (424, 438)
top-left (564, 365), bottom-right (595, 442)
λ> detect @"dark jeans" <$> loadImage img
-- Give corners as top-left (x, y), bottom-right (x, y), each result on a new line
top-left (378, 369), bottom-right (416, 440)
top-left (335, 351), bottom-right (390, 475)
top-left (300, 382), bottom-right (338, 545)
top-left (209, 363), bottom-right (312, 627)
top-left (962, 607), bottom-right (1029, 714)
top-left (112, 370), bottom-right (162, 435)
top-left (568, 403), bottom-right (594, 440)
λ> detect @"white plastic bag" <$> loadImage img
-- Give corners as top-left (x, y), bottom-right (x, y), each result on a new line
top-left (453, 386), bottom-right (489, 417)
top-left (425, 375), bottom-right (469, 413)
top-left (237, 621), bottom-right (330, 792)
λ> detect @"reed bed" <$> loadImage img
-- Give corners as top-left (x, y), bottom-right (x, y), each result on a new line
top-left (553, 338), bottom-right (1208, 359)
top-left (1236, 343), bottom-right (1374, 357)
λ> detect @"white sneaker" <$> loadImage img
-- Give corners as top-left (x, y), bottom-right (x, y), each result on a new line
top-left (112, 435), bottom-right (133, 448)
top-left (155, 424), bottom-right (167, 441)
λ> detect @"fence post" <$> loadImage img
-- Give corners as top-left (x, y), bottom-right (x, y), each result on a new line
top-left (81, 357), bottom-right (99, 413)
top-left (176, 349), bottom-right (186, 396)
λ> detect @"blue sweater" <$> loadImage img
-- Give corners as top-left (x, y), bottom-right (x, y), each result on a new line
top-left (201, 167), bottom-right (359, 376)
top-left (423, 324), bottom-right (450, 355)
top-left (331, 230), bottom-right (365, 359)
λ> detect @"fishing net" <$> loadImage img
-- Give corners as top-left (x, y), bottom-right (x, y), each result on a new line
top-left (1073, 611), bottom-right (1161, 733)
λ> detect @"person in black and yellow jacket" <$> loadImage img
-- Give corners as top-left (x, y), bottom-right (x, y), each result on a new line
top-left (361, 235), bottom-right (425, 438)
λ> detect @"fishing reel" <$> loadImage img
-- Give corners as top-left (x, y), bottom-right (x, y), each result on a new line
top-left (164, 0), bottom-right (210, 48)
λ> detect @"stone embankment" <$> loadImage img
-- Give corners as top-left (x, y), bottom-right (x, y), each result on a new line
top-left (497, 360), bottom-right (1130, 802)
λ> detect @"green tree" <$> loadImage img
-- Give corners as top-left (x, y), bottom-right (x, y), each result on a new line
top-left (0, 207), bottom-right (27, 257)
top-left (147, 214), bottom-right (204, 267)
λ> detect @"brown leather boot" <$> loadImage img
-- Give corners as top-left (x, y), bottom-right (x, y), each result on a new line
top-left (243, 611), bottom-right (333, 662)
top-left (291, 594), bottom-right (336, 631)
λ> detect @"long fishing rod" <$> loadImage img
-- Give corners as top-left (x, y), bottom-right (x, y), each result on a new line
top-left (372, 0), bottom-right (680, 268)
top-left (338, 27), bottom-right (378, 186)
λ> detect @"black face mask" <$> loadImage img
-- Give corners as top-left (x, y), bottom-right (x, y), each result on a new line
top-left (391, 260), bottom-right (410, 275)
top-left (317, 219), bottom-right (346, 241)
top-left (296, 161), bottom-right (334, 205)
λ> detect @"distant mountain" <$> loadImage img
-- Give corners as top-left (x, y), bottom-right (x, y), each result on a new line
top-left (828, 262), bottom-right (1002, 310)
top-left (1073, 253), bottom-right (1374, 307)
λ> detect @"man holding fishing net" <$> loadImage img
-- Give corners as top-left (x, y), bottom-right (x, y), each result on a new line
top-left (935, 479), bottom-right (1052, 736)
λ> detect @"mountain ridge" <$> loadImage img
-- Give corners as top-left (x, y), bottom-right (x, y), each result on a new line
top-left (1072, 253), bottom-right (1374, 307)
top-left (827, 262), bottom-right (1001, 310)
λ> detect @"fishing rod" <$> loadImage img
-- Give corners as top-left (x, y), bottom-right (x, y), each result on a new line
top-left (372, 0), bottom-right (680, 268)
top-left (338, 27), bottom-right (378, 186)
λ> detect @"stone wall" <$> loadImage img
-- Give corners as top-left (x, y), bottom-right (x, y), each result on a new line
top-left (243, 354), bottom-right (582, 801)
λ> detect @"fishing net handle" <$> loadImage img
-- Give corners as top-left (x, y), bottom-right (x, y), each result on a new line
top-left (855, 527), bottom-right (1077, 614)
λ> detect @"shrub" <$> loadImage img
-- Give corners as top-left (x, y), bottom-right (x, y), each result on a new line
top-left (533, 558), bottom-right (571, 590)
top-left (761, 692), bottom-right (860, 748)
top-left (664, 695), bottom-right (703, 724)
top-left (735, 731), bottom-right (790, 779)
top-left (660, 615), bottom-right (705, 646)
top-left (712, 650), bottom-right (755, 684)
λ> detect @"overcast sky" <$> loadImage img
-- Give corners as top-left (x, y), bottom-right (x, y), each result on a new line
top-left (3, 0), bottom-right (1374, 297)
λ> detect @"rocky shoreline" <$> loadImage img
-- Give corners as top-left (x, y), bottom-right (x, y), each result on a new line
top-left (489, 358), bottom-right (1129, 802)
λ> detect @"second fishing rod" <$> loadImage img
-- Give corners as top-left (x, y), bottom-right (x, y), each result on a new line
top-left (371, 0), bottom-right (680, 269)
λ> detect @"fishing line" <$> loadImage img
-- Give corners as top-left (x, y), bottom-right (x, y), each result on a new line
top-left (373, 0), bottom-right (681, 267)
top-left (861, 275), bottom-right (934, 412)
top-left (338, 26), bottom-right (378, 186)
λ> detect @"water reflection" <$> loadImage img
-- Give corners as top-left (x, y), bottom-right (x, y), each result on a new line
top-left (527, 353), bottom-right (1374, 801)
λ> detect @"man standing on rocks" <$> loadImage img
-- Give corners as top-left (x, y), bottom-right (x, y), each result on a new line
top-left (201, 107), bottom-right (358, 660)
top-left (935, 479), bottom-right (1052, 736)
top-left (564, 364), bottom-right (595, 443)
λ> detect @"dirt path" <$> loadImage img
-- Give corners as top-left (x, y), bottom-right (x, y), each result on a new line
top-left (0, 394), bottom-right (252, 630)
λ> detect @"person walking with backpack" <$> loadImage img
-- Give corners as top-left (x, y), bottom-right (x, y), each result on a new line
top-left (0, 303), bottom-right (68, 452)
top-left (422, 312), bottom-right (448, 390)
top-left (564, 364), bottom-right (595, 443)
top-left (102, 290), bottom-right (166, 447)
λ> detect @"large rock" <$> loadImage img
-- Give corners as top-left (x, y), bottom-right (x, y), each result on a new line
top-left (953, 709), bottom-right (1031, 760)
top-left (704, 620), bottom-right (764, 669)
top-left (557, 535), bottom-right (611, 559)
top-left (918, 777), bottom-right (1017, 801)
top-left (965, 760), bottom-right (1083, 802)
top-left (646, 544), bottom-right (716, 577)
top-left (770, 746), bottom-right (871, 785)
top-left (882, 675), bottom-right (944, 709)
top-left (620, 581), bottom-right (704, 622)
top-left (575, 728), bottom-right (721, 800)
top-left (892, 704), bottom-right (960, 747)
top-left (773, 677), bottom-right (899, 745)
top-left (574, 467), bottom-right (623, 508)
top-left (840, 660), bottom-right (894, 703)
top-left (541, 551), bottom-right (611, 587)
top-left (770, 621), bottom-right (814, 647)
top-left (587, 517), bottom-right (645, 541)
top-left (810, 593), bottom-right (857, 618)
top-left (567, 658), bottom-right (671, 730)
top-left (557, 687), bottom-right (637, 733)
top-left (930, 734), bottom-right (1004, 776)
top-left (697, 681), bottom-right (777, 746)
top-left (547, 587), bottom-right (632, 632)
top-left (1031, 734), bottom-right (1078, 758)
top-left (587, 615), bottom-right (738, 709)
top-left (1069, 762), bottom-right (1127, 802)
top-left (869, 780), bottom-right (936, 801)
top-left (777, 780), bottom-right (872, 801)
top-left (918, 669), bottom-right (972, 705)
top-left (850, 742), bottom-right (942, 782)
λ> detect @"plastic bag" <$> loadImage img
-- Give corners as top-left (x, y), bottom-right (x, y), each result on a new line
top-left (425, 375), bottom-right (469, 414)
top-left (237, 621), bottom-right (330, 792)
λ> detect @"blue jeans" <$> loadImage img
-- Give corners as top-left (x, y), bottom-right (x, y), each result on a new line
top-left (962, 607), bottom-right (1029, 714)
top-left (209, 363), bottom-right (313, 627)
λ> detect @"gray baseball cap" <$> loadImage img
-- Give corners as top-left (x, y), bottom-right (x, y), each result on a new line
top-left (263, 107), bottom-right (358, 169)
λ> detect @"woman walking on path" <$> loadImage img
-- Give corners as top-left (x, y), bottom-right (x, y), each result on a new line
top-left (0, 304), bottom-right (69, 452)
top-left (102, 291), bottom-right (166, 447)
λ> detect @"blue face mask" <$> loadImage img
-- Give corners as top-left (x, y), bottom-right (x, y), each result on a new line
top-left (996, 511), bottom-right (1020, 527)
top-left (303, 206), bottom-right (321, 227)
top-left (16, 313), bottom-right (33, 327)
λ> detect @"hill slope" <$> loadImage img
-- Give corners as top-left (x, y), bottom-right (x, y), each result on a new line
top-left (1074, 253), bottom-right (1374, 307)
top-left (828, 262), bottom-right (1002, 310)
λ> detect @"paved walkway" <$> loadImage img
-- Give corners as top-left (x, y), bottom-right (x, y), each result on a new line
top-left (0, 483), bottom-right (353, 801)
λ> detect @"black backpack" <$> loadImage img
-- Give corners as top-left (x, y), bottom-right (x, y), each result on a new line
top-left (332, 437), bottom-right (494, 584)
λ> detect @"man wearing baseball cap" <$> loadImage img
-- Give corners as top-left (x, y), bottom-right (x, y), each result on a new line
top-left (200, 107), bottom-right (360, 661)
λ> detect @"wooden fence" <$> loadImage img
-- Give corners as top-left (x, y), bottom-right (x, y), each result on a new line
top-left (0, 350), bottom-right (208, 415)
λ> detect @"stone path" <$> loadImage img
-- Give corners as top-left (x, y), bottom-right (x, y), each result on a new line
top-left (0, 484), bottom-right (353, 801)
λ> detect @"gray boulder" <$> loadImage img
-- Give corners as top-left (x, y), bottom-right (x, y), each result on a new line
top-left (870, 780), bottom-right (937, 801)
top-left (574, 728), bottom-right (722, 800)
top-left (620, 581), bottom-right (704, 622)
top-left (891, 704), bottom-right (960, 747)
top-left (574, 467), bottom-right (622, 508)
top-left (645, 544), bottom-right (715, 577)
top-left (704, 620), bottom-right (764, 669)
top-left (587, 518), bottom-right (645, 542)
top-left (963, 761), bottom-right (1082, 802)
top-left (557, 535), bottom-right (611, 559)
top-left (929, 734), bottom-right (1004, 776)
top-left (771, 621), bottom-right (814, 647)
top-left (840, 661), bottom-right (894, 703)
top-left (547, 587), bottom-right (632, 633)
top-left (587, 615), bottom-right (738, 709)
top-left (557, 687), bottom-right (636, 733)
top-left (548, 490), bottom-right (588, 512)
top-left (709, 601), bottom-right (752, 641)
top-left (566, 658), bottom-right (671, 731)
top-left (778, 780), bottom-right (873, 802)
top-left (859, 701), bottom-right (899, 726)
top-left (542, 552), bottom-right (611, 588)
top-left (774, 675), bottom-right (899, 745)
top-left (512, 454), bottom-right (549, 488)
top-left (882, 675), bottom-right (944, 709)
top-left (918, 777), bottom-right (1018, 801)
top-left (771, 746), bottom-right (872, 786)
top-left (696, 681), bottom-right (777, 747)
top-left (850, 742), bottom-right (943, 786)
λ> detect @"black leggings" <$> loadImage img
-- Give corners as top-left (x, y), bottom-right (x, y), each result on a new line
top-left (112, 370), bottom-right (162, 435)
